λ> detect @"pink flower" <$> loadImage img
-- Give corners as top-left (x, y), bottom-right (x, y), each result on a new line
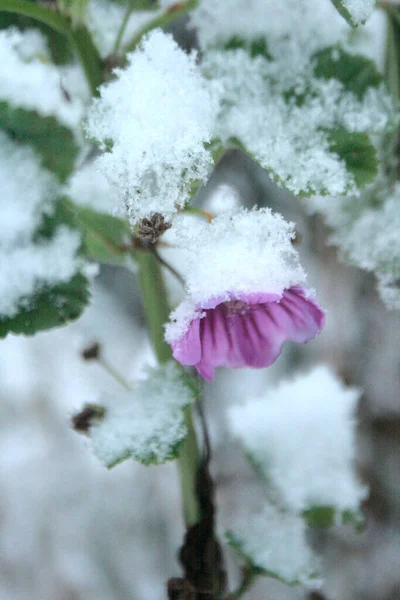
top-left (169, 286), bottom-right (325, 381)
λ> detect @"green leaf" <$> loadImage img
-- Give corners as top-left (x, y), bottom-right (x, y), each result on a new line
top-left (88, 363), bottom-right (196, 468)
top-left (327, 128), bottom-right (378, 189)
top-left (225, 36), bottom-right (271, 59)
top-left (226, 528), bottom-right (320, 587)
top-left (0, 101), bottom-right (79, 182)
top-left (226, 532), bottom-right (272, 578)
top-left (0, 196), bottom-right (90, 338)
top-left (313, 46), bottom-right (382, 99)
top-left (62, 199), bottom-right (133, 265)
top-left (0, 272), bottom-right (89, 338)
top-left (329, 0), bottom-right (374, 27)
top-left (303, 506), bottom-right (365, 531)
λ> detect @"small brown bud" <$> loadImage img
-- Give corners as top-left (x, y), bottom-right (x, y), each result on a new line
top-left (81, 342), bottom-right (101, 361)
top-left (72, 404), bottom-right (106, 434)
top-left (136, 213), bottom-right (172, 245)
top-left (291, 230), bottom-right (303, 246)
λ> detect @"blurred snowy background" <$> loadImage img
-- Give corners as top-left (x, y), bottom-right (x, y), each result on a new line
top-left (0, 150), bottom-right (399, 600)
top-left (1, 2), bottom-right (400, 600)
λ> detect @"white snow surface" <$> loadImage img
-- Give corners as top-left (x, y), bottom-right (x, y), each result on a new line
top-left (0, 28), bottom-right (86, 129)
top-left (67, 160), bottom-right (114, 212)
top-left (229, 504), bottom-right (321, 584)
top-left (0, 133), bottom-right (82, 317)
top-left (165, 207), bottom-right (307, 343)
top-left (86, 30), bottom-right (216, 224)
top-left (90, 362), bottom-right (194, 467)
top-left (229, 365), bottom-right (368, 513)
top-left (203, 48), bottom-right (391, 198)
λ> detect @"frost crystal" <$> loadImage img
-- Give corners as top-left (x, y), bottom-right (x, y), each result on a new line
top-left (229, 366), bottom-right (367, 513)
top-left (0, 28), bottom-right (85, 129)
top-left (228, 504), bottom-right (321, 585)
top-left (89, 363), bottom-right (194, 467)
top-left (0, 133), bottom-right (82, 317)
top-left (86, 30), bottom-right (215, 224)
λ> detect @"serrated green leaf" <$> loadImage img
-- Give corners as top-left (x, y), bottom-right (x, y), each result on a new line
top-left (313, 46), bottom-right (381, 99)
top-left (62, 199), bottom-right (133, 265)
top-left (327, 128), bottom-right (378, 189)
top-left (0, 272), bottom-right (89, 338)
top-left (0, 102), bottom-right (79, 181)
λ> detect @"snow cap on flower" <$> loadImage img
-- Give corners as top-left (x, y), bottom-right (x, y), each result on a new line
top-left (85, 29), bottom-right (216, 224)
top-left (165, 208), bottom-right (325, 380)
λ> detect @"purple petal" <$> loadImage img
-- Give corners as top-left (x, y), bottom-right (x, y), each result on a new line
top-left (269, 287), bottom-right (325, 343)
top-left (171, 316), bottom-right (201, 366)
top-left (171, 285), bottom-right (325, 381)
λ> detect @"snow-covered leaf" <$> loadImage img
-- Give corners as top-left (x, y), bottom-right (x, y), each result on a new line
top-left (313, 46), bottom-right (382, 99)
top-left (88, 363), bottom-right (196, 467)
top-left (228, 366), bottom-right (368, 519)
top-left (0, 134), bottom-right (89, 337)
top-left (327, 129), bottom-right (378, 189)
top-left (303, 505), bottom-right (365, 530)
top-left (204, 46), bottom-right (390, 198)
top-left (0, 103), bottom-right (79, 182)
top-left (330, 0), bottom-right (376, 27)
top-left (307, 181), bottom-right (400, 309)
top-left (0, 28), bottom-right (84, 181)
top-left (226, 505), bottom-right (321, 586)
top-left (0, 272), bottom-right (89, 338)
top-left (86, 29), bottom-right (216, 224)
top-left (63, 199), bottom-right (132, 265)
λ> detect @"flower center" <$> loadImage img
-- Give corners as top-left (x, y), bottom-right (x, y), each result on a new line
top-left (223, 300), bottom-right (250, 317)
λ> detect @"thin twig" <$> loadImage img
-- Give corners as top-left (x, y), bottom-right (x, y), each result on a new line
top-left (152, 248), bottom-right (185, 286)
top-left (113, 3), bottom-right (133, 54)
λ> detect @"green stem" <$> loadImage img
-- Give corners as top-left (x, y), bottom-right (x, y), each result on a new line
top-left (124, 0), bottom-right (198, 54)
top-left (135, 249), bottom-right (172, 363)
top-left (135, 249), bottom-right (201, 526)
top-left (98, 357), bottom-right (131, 391)
top-left (0, 0), bottom-right (102, 95)
top-left (178, 407), bottom-right (201, 526)
top-left (113, 2), bottom-right (133, 55)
